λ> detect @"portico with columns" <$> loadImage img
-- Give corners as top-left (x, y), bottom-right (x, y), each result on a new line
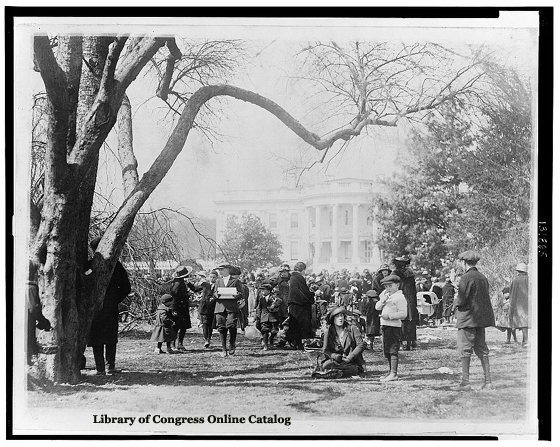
top-left (214, 178), bottom-right (383, 272)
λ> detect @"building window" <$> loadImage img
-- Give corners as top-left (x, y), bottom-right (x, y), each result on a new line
top-left (341, 241), bottom-right (351, 261)
top-left (345, 210), bottom-right (350, 225)
top-left (329, 208), bottom-right (333, 227)
top-left (269, 213), bottom-right (277, 229)
top-left (290, 241), bottom-right (299, 260)
top-left (364, 241), bottom-right (374, 262)
top-left (290, 213), bottom-right (299, 228)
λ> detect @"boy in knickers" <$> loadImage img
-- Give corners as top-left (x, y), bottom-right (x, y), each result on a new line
top-left (255, 283), bottom-right (283, 350)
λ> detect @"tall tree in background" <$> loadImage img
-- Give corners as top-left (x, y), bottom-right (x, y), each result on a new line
top-left (220, 215), bottom-right (282, 272)
top-left (30, 34), bottom-right (487, 383)
top-left (372, 64), bottom-right (532, 272)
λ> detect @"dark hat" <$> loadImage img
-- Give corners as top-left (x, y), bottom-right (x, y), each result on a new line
top-left (159, 294), bottom-right (173, 306)
top-left (281, 263), bottom-right (291, 270)
top-left (327, 306), bottom-right (347, 324)
top-left (381, 274), bottom-right (401, 285)
top-left (229, 266), bottom-right (242, 276)
top-left (173, 265), bottom-right (192, 279)
top-left (392, 256), bottom-right (410, 265)
top-left (259, 283), bottom-right (273, 291)
top-left (458, 250), bottom-right (481, 263)
top-left (365, 289), bottom-right (379, 298)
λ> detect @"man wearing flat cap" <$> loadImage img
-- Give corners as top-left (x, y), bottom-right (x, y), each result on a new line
top-left (454, 250), bottom-right (495, 390)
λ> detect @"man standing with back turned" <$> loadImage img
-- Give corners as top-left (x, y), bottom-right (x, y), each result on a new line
top-left (284, 261), bottom-right (315, 350)
top-left (453, 250), bottom-right (495, 391)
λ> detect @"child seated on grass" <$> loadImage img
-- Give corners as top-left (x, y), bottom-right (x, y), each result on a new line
top-left (151, 294), bottom-right (176, 354)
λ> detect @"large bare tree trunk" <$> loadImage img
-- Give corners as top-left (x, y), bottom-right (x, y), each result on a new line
top-left (33, 35), bottom-right (165, 383)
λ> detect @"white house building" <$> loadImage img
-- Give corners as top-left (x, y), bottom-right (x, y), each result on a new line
top-left (214, 178), bottom-right (384, 272)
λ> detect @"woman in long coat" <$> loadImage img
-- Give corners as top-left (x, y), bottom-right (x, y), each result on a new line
top-left (509, 263), bottom-right (529, 346)
top-left (169, 266), bottom-right (193, 351)
top-left (495, 286), bottom-right (517, 343)
top-left (391, 257), bottom-right (419, 350)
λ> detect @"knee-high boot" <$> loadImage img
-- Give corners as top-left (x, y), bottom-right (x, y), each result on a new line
top-left (480, 355), bottom-right (493, 389)
top-left (219, 331), bottom-right (228, 356)
top-left (228, 327), bottom-right (237, 354)
top-left (452, 357), bottom-right (472, 391)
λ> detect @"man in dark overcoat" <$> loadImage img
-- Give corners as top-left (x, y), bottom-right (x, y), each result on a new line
top-left (87, 237), bottom-right (131, 375)
top-left (213, 264), bottom-right (244, 356)
top-left (509, 262), bottom-right (529, 346)
top-left (391, 256), bottom-right (419, 350)
top-left (454, 250), bottom-right (495, 390)
top-left (283, 261), bottom-right (315, 350)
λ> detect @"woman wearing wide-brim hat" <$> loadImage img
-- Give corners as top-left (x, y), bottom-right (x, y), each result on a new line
top-left (509, 262), bottom-right (529, 347)
top-left (311, 307), bottom-right (367, 379)
top-left (169, 265), bottom-right (194, 351)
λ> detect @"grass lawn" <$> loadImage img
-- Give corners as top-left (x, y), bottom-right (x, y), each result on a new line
top-left (25, 323), bottom-right (532, 435)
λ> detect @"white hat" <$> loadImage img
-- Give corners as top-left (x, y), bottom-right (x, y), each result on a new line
top-left (515, 262), bottom-right (528, 273)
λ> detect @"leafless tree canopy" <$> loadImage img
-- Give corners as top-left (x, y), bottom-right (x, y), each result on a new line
top-left (297, 41), bottom-right (487, 143)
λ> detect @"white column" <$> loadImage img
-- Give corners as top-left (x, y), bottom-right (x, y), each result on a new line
top-left (352, 203), bottom-right (360, 264)
top-left (371, 218), bottom-right (381, 266)
top-left (314, 205), bottom-right (321, 268)
top-left (303, 207), bottom-right (311, 261)
top-left (330, 204), bottom-right (339, 265)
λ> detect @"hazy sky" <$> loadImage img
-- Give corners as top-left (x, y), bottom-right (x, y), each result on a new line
top-left (25, 15), bottom-right (539, 220)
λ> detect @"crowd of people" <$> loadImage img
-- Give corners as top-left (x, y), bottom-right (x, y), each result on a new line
top-left (27, 240), bottom-right (531, 389)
